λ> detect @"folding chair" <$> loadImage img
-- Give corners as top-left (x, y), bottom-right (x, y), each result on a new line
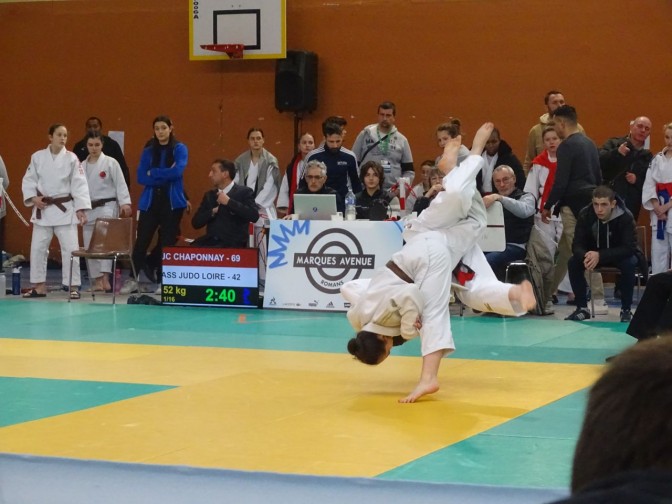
top-left (69, 217), bottom-right (138, 305)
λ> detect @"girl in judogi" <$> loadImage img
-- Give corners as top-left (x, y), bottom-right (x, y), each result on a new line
top-left (343, 125), bottom-right (535, 403)
top-left (642, 122), bottom-right (672, 274)
top-left (21, 124), bottom-right (91, 298)
top-left (82, 131), bottom-right (132, 292)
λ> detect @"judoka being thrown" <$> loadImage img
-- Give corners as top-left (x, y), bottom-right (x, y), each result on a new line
top-left (341, 122), bottom-right (536, 403)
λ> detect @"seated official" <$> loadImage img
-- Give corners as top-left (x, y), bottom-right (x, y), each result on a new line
top-left (565, 185), bottom-right (641, 322)
top-left (482, 165), bottom-right (535, 280)
top-left (191, 159), bottom-right (259, 248)
top-left (412, 167), bottom-right (443, 215)
top-left (355, 161), bottom-right (393, 220)
top-left (294, 160), bottom-right (345, 213)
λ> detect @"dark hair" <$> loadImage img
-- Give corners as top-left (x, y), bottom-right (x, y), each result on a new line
top-left (247, 127), bottom-right (264, 139)
top-left (324, 115), bottom-right (347, 128)
top-left (592, 185), bottom-right (615, 201)
top-left (571, 338), bottom-right (672, 492)
top-left (48, 123), bottom-right (66, 135)
top-left (436, 118), bottom-right (461, 138)
top-left (151, 115), bottom-right (176, 167)
top-left (378, 101), bottom-right (396, 115)
top-left (359, 161), bottom-right (384, 187)
top-left (544, 90), bottom-right (563, 105)
top-left (490, 127), bottom-right (500, 139)
top-left (553, 105), bottom-right (578, 125)
top-left (347, 330), bottom-right (388, 365)
top-left (86, 116), bottom-right (103, 128)
top-left (322, 121), bottom-right (343, 137)
top-left (420, 160), bottom-right (435, 169)
top-left (213, 158), bottom-right (236, 179)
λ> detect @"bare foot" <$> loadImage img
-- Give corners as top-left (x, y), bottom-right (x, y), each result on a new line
top-left (398, 377), bottom-right (440, 403)
top-left (510, 280), bottom-right (537, 312)
top-left (470, 122), bottom-right (495, 155)
top-left (101, 273), bottom-right (112, 291)
top-left (437, 135), bottom-right (462, 175)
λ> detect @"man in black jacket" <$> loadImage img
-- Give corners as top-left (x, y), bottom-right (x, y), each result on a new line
top-left (565, 185), bottom-right (639, 322)
top-left (599, 116), bottom-right (652, 220)
top-left (191, 159), bottom-right (259, 248)
top-left (73, 116), bottom-right (130, 188)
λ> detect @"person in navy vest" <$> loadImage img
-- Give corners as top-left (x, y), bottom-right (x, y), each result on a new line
top-left (482, 165), bottom-right (535, 280)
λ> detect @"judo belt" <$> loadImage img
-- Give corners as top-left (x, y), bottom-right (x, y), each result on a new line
top-left (91, 197), bottom-right (117, 209)
top-left (386, 260), bottom-right (413, 283)
top-left (35, 190), bottom-right (73, 219)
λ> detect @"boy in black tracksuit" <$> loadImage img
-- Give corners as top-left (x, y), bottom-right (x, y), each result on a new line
top-left (566, 185), bottom-right (640, 322)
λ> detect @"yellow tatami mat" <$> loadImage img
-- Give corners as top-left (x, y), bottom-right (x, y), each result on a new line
top-left (0, 338), bottom-right (600, 477)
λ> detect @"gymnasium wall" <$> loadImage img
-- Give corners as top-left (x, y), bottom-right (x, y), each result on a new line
top-left (1, 0), bottom-right (670, 254)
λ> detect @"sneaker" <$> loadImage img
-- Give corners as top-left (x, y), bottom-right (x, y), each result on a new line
top-left (620, 309), bottom-right (633, 323)
top-left (119, 278), bottom-right (139, 294)
top-left (154, 283), bottom-right (162, 295)
top-left (541, 301), bottom-right (555, 316)
top-left (593, 300), bottom-right (609, 315)
top-left (565, 307), bottom-right (591, 321)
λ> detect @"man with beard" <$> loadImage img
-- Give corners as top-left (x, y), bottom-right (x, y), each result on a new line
top-left (523, 90), bottom-right (585, 174)
top-left (305, 120), bottom-right (361, 201)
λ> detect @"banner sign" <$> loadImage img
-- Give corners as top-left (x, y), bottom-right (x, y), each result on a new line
top-left (263, 220), bottom-right (404, 311)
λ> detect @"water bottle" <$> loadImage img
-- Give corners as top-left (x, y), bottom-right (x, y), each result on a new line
top-left (345, 189), bottom-right (356, 221)
top-left (12, 267), bottom-right (21, 295)
top-left (0, 272), bottom-right (6, 296)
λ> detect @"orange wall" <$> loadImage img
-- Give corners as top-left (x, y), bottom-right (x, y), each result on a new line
top-left (1, 0), bottom-right (671, 254)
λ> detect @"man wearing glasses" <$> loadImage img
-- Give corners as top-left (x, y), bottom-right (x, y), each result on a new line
top-left (294, 160), bottom-right (344, 213)
top-left (482, 165), bottom-right (536, 280)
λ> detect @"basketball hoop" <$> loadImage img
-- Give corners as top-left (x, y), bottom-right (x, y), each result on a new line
top-left (200, 44), bottom-right (245, 59)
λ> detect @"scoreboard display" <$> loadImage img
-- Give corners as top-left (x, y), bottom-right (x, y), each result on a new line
top-left (161, 247), bottom-right (259, 308)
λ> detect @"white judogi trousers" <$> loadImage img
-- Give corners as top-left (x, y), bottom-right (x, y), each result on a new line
top-left (30, 223), bottom-right (81, 286)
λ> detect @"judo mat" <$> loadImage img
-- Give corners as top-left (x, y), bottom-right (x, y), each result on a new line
top-left (0, 296), bottom-right (634, 502)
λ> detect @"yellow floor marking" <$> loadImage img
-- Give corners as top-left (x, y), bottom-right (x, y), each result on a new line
top-left (0, 339), bottom-right (601, 477)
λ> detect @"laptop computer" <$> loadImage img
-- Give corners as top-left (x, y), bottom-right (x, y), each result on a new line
top-left (293, 194), bottom-right (338, 220)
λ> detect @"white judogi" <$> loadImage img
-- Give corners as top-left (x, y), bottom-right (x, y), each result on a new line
top-left (642, 148), bottom-right (672, 274)
top-left (82, 153), bottom-right (132, 278)
top-left (22, 147), bottom-right (91, 286)
top-left (342, 155), bottom-right (525, 356)
top-left (524, 161), bottom-right (572, 293)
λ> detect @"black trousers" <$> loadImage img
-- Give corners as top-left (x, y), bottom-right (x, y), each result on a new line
top-left (132, 189), bottom-right (184, 276)
top-left (626, 271), bottom-right (672, 340)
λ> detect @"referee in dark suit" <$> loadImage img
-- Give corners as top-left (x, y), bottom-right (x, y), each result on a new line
top-left (191, 159), bottom-right (259, 248)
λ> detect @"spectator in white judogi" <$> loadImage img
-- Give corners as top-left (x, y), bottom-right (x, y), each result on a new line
top-left (21, 124), bottom-right (91, 298)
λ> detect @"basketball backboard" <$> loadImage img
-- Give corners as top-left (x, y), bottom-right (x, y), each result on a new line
top-left (189, 0), bottom-right (286, 60)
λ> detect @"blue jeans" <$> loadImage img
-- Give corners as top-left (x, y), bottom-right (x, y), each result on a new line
top-left (485, 244), bottom-right (526, 281)
top-left (568, 254), bottom-right (637, 310)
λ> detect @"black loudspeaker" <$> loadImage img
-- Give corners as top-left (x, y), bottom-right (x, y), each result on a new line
top-left (275, 50), bottom-right (318, 113)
